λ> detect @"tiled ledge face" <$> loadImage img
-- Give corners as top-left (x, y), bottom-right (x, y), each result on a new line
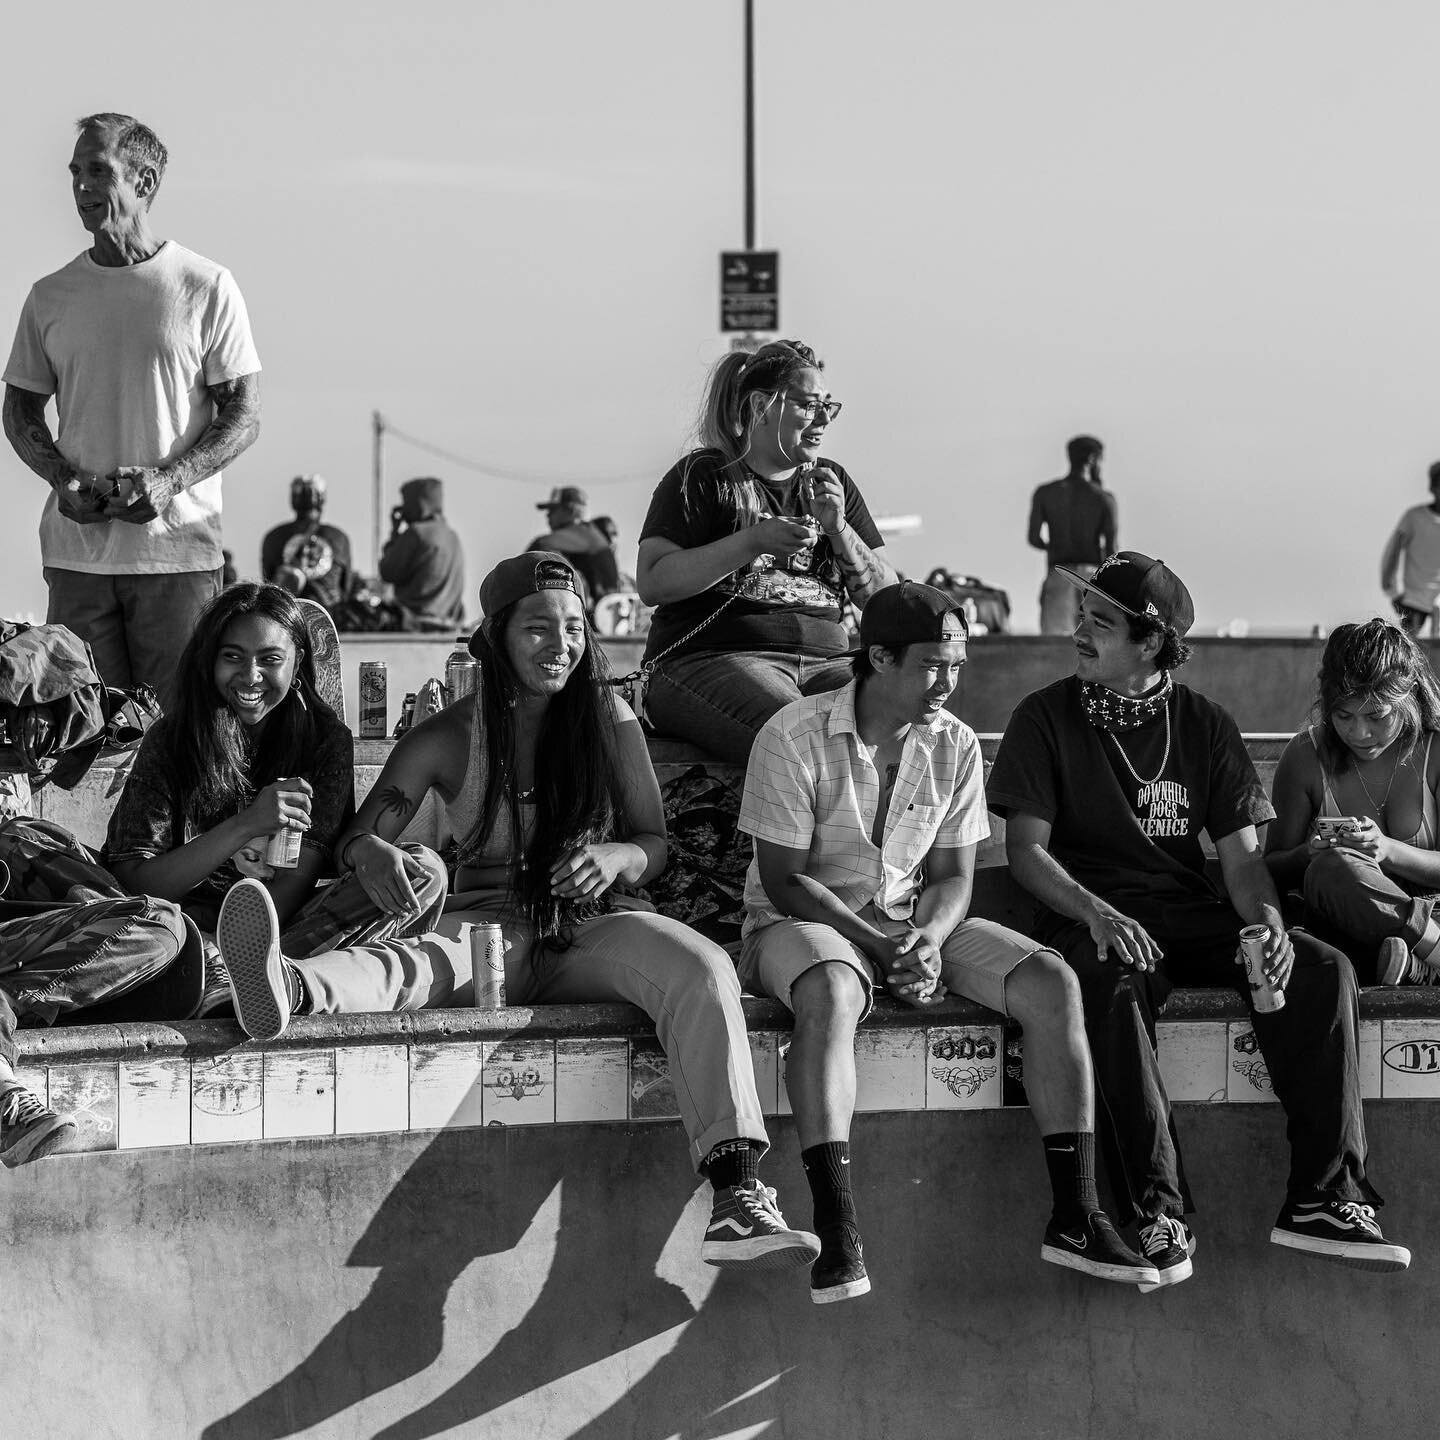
top-left (16, 1009), bottom-right (1440, 1160)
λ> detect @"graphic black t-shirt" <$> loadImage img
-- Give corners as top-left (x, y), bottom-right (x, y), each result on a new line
top-left (639, 449), bottom-right (883, 662)
top-left (986, 676), bottom-right (1273, 907)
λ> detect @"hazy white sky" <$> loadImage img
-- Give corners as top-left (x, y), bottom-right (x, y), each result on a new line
top-left (5, 0), bottom-right (1440, 632)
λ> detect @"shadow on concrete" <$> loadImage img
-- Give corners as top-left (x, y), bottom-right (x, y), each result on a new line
top-left (198, 1124), bottom-right (807, 1440)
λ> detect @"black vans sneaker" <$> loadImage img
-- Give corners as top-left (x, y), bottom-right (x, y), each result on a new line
top-left (810, 1222), bottom-right (871, 1305)
top-left (1042, 1210), bottom-right (1160, 1286)
top-left (1136, 1213), bottom-right (1196, 1293)
top-left (1271, 1198), bottom-right (1410, 1273)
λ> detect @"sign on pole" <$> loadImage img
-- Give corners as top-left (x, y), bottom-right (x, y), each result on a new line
top-left (720, 250), bottom-right (779, 333)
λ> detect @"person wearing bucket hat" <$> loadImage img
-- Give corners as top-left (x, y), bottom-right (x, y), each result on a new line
top-left (222, 550), bottom-right (821, 1276)
top-left (738, 580), bottom-right (1157, 1301)
top-left (988, 550), bottom-right (1411, 1284)
top-left (376, 477), bottom-right (466, 631)
top-left (635, 338), bottom-right (896, 764)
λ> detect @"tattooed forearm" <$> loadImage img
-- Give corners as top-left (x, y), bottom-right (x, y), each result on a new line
top-left (161, 372), bottom-right (262, 490)
top-left (3, 385), bottom-right (75, 488)
top-left (833, 530), bottom-right (898, 605)
top-left (376, 784), bottom-right (415, 823)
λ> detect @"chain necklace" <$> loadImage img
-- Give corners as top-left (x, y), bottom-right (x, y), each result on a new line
top-left (1354, 747), bottom-right (1405, 817)
top-left (1106, 702), bottom-right (1171, 788)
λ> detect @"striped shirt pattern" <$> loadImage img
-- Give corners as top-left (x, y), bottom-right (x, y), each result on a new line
top-left (739, 680), bottom-right (989, 936)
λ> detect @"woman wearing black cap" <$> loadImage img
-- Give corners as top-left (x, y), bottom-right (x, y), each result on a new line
top-left (216, 550), bottom-right (820, 1275)
top-left (635, 339), bottom-right (897, 763)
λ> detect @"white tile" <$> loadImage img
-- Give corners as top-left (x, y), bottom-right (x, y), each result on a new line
top-left (1380, 1019), bottom-right (1440, 1099)
top-left (481, 1038), bottom-right (556, 1127)
top-left (924, 1025), bottom-right (1003, 1110)
top-left (119, 1057), bottom-right (192, 1149)
top-left (748, 1032), bottom-right (780, 1116)
top-left (263, 1050), bottom-right (336, 1139)
top-left (1359, 1019), bottom-right (1382, 1101)
top-left (48, 1062), bottom-right (118, 1154)
top-left (409, 1042), bottom-right (485, 1130)
top-left (854, 1028), bottom-right (927, 1113)
top-left (191, 1053), bottom-right (265, 1144)
top-left (629, 1039), bottom-right (679, 1122)
top-left (1226, 1022), bottom-right (1279, 1104)
top-left (335, 1044), bottom-right (410, 1135)
top-left (1158, 1022), bottom-right (1228, 1104)
top-left (555, 1037), bottom-right (629, 1124)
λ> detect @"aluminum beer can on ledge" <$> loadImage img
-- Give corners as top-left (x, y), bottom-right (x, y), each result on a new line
top-left (358, 660), bottom-right (388, 738)
top-left (1240, 924), bottom-right (1285, 1013)
top-left (471, 923), bottom-right (507, 1007)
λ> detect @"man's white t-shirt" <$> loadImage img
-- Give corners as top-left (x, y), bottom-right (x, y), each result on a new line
top-left (1383, 504), bottom-right (1440, 612)
top-left (3, 240), bottom-right (261, 575)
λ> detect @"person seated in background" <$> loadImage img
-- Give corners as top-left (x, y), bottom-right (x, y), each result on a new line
top-left (1379, 460), bottom-right (1440, 635)
top-left (377, 477), bottom-right (466, 631)
top-left (1266, 619), bottom-right (1440, 986)
top-left (592, 515), bottom-right (637, 593)
top-left (528, 486), bottom-right (620, 608)
top-left (738, 579), bottom-right (1155, 1303)
top-left (217, 551), bottom-right (821, 1275)
top-left (987, 551), bottom-right (1411, 1281)
top-left (261, 473), bottom-right (353, 611)
top-left (635, 339), bottom-right (896, 764)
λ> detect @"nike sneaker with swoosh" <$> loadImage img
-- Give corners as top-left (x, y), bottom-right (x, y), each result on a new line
top-left (701, 1182), bottom-right (821, 1269)
top-left (1041, 1211), bottom-right (1159, 1285)
top-left (810, 1221), bottom-right (871, 1304)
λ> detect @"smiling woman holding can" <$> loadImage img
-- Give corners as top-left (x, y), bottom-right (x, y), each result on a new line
top-left (216, 550), bottom-right (822, 1276)
top-left (635, 339), bottom-right (897, 763)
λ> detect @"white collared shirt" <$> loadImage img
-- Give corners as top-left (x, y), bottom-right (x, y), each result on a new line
top-left (739, 679), bottom-right (989, 936)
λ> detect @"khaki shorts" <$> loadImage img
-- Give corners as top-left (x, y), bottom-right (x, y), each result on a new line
top-left (739, 906), bottom-right (1043, 1019)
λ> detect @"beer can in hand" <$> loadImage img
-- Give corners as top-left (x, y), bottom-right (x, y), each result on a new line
top-left (358, 660), bottom-right (388, 738)
top-left (1240, 924), bottom-right (1285, 1013)
top-left (265, 824), bottom-right (302, 869)
top-left (471, 923), bottom-right (507, 1007)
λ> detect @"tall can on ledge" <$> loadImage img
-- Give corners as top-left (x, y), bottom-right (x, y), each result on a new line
top-left (446, 635), bottom-right (478, 705)
top-left (471, 923), bottom-right (507, 1007)
top-left (358, 660), bottom-right (388, 738)
top-left (1239, 924), bottom-right (1285, 1013)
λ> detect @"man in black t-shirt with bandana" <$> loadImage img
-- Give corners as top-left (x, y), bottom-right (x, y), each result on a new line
top-left (987, 551), bottom-right (1411, 1287)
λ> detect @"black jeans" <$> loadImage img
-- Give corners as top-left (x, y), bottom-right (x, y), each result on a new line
top-left (1040, 897), bottom-right (1377, 1226)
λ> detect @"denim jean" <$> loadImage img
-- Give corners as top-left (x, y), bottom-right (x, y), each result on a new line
top-left (1041, 897), bottom-right (1375, 1225)
top-left (1302, 847), bottom-right (1437, 978)
top-left (44, 565), bottom-right (223, 699)
top-left (0, 893), bottom-right (191, 1064)
top-left (645, 648), bottom-right (854, 765)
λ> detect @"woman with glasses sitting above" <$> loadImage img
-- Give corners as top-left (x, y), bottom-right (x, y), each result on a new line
top-left (635, 339), bottom-right (896, 763)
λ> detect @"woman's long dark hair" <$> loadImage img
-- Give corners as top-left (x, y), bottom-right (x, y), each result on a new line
top-left (1314, 618), bottom-right (1440, 773)
top-left (679, 337), bottom-right (823, 534)
top-left (167, 583), bottom-right (333, 824)
top-left (461, 599), bottom-right (628, 943)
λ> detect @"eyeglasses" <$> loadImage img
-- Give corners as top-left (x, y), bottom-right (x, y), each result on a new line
top-left (786, 393), bottom-right (843, 422)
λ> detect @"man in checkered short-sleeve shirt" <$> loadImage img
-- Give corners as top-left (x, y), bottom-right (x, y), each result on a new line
top-left (738, 580), bottom-right (1154, 1303)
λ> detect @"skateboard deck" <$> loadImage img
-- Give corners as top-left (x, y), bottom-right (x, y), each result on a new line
top-left (296, 598), bottom-right (345, 723)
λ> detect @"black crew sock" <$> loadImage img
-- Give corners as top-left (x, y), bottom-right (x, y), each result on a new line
top-left (1043, 1131), bottom-right (1099, 1224)
top-left (802, 1141), bottom-right (857, 1233)
top-left (703, 1138), bottom-right (761, 1191)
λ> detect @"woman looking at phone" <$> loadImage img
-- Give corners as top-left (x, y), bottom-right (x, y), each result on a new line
top-left (635, 339), bottom-right (897, 763)
top-left (1266, 619), bottom-right (1440, 983)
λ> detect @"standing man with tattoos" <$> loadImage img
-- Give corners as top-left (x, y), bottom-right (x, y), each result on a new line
top-left (637, 339), bottom-right (896, 764)
top-left (3, 113), bottom-right (261, 698)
